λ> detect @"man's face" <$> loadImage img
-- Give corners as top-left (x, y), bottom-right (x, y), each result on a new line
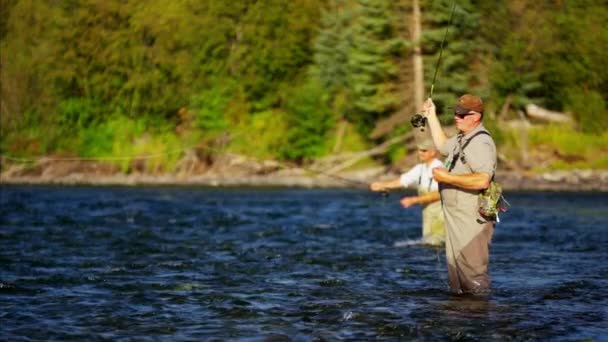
top-left (454, 110), bottom-right (481, 133)
top-left (417, 148), bottom-right (436, 163)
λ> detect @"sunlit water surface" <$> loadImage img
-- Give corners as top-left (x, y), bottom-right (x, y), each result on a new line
top-left (1, 186), bottom-right (607, 340)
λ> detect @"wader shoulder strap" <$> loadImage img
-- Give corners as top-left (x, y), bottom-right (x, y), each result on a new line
top-left (418, 165), bottom-right (433, 191)
top-left (447, 131), bottom-right (491, 172)
top-left (461, 131), bottom-right (490, 151)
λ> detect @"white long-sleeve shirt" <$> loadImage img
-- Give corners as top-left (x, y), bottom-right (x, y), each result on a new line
top-left (399, 159), bottom-right (443, 191)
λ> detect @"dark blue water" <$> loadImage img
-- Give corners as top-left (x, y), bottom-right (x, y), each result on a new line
top-left (1, 186), bottom-right (607, 340)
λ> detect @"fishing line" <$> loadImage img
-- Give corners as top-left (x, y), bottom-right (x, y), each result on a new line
top-left (428, 0), bottom-right (457, 98)
top-left (1, 150), bottom-right (184, 163)
top-left (0, 146), bottom-right (374, 188)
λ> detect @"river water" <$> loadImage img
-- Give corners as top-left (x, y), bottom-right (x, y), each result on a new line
top-left (1, 186), bottom-right (607, 340)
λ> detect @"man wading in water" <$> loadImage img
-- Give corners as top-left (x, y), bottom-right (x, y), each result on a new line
top-left (423, 94), bottom-right (497, 294)
top-left (369, 138), bottom-right (445, 246)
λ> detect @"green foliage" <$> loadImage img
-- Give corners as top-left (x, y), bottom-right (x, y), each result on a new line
top-left (0, 109), bottom-right (57, 156)
top-left (77, 116), bottom-right (182, 173)
top-left (229, 110), bottom-right (288, 160)
top-left (490, 126), bottom-right (522, 163)
top-left (485, 3), bottom-right (547, 108)
top-left (384, 124), bottom-right (412, 164)
top-left (56, 98), bottom-right (103, 130)
top-left (481, 117), bottom-right (507, 147)
top-left (528, 124), bottom-right (608, 170)
top-left (77, 124), bottom-right (116, 158)
top-left (493, 123), bottom-right (608, 172)
top-left (482, 1), bottom-right (608, 122)
top-left (327, 121), bottom-right (372, 154)
top-left (314, 0), bottom-right (353, 94)
top-left (75, 116), bottom-right (143, 158)
top-left (281, 79), bottom-right (335, 162)
top-left (122, 131), bottom-right (183, 173)
top-left (2, 0), bottom-right (608, 174)
top-left (0, 0), bottom-right (18, 40)
top-left (387, 145), bottom-right (407, 165)
top-left (565, 89), bottom-right (607, 134)
top-left (190, 83), bottom-right (232, 136)
top-left (314, 0), bottom-right (402, 135)
top-left (422, 0), bottom-right (484, 116)
top-left (226, 0), bottom-right (322, 111)
top-left (347, 0), bottom-right (401, 129)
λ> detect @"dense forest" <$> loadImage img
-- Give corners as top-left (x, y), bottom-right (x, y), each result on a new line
top-left (2, 0), bottom-right (607, 173)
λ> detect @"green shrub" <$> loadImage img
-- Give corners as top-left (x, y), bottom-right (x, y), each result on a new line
top-left (56, 98), bottom-right (104, 130)
top-left (384, 125), bottom-right (411, 165)
top-left (565, 88), bottom-right (607, 134)
top-left (77, 125), bottom-right (115, 158)
top-left (280, 79), bottom-right (334, 162)
top-left (229, 110), bottom-right (288, 160)
top-left (191, 82), bottom-right (236, 136)
top-left (528, 124), bottom-right (608, 170)
top-left (73, 115), bottom-right (183, 173)
top-left (529, 124), bottom-right (598, 156)
top-left (1, 108), bottom-right (57, 157)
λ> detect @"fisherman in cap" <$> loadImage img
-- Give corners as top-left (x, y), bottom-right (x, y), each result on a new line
top-left (422, 94), bottom-right (497, 294)
top-left (370, 136), bottom-right (446, 246)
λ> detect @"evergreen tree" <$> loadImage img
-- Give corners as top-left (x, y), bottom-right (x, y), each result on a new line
top-left (314, 0), bottom-right (402, 135)
top-left (314, 0), bottom-right (353, 94)
top-left (421, 0), bottom-right (483, 116)
top-left (348, 0), bottom-right (401, 132)
top-left (281, 79), bottom-right (334, 162)
top-left (227, 0), bottom-right (322, 111)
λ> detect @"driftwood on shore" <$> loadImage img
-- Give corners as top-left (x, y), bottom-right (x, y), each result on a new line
top-left (311, 131), bottom-right (416, 174)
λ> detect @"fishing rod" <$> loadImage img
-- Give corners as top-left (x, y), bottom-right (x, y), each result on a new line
top-left (429, 0), bottom-right (457, 99)
top-left (287, 163), bottom-right (372, 189)
top-left (410, 0), bottom-right (457, 130)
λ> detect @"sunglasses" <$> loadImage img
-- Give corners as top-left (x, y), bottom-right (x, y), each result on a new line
top-left (454, 112), bottom-right (475, 119)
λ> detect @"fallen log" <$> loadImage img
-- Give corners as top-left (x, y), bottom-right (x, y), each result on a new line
top-left (525, 104), bottom-right (572, 123)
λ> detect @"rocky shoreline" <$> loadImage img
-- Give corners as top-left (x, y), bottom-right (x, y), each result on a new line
top-left (1, 156), bottom-right (607, 191)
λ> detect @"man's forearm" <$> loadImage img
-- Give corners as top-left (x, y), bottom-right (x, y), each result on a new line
top-left (425, 113), bottom-right (448, 149)
top-left (370, 179), bottom-right (403, 192)
top-left (422, 97), bottom-right (448, 149)
top-left (415, 191), bottom-right (441, 205)
top-left (440, 172), bottom-right (491, 190)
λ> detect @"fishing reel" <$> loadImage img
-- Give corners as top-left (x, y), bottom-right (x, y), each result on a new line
top-left (410, 113), bottom-right (427, 131)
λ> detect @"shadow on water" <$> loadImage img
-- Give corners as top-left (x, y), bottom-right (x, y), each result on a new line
top-left (1, 186), bottom-right (607, 340)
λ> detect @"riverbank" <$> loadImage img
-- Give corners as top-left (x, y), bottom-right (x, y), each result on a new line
top-left (2, 156), bottom-right (607, 191)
